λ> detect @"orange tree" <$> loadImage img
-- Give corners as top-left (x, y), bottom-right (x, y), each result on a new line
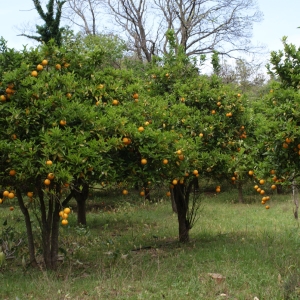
top-left (251, 37), bottom-right (300, 213)
top-left (0, 37), bottom-right (130, 269)
top-left (103, 31), bottom-right (254, 242)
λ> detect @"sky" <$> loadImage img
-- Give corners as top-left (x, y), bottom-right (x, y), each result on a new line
top-left (0, 0), bottom-right (300, 61)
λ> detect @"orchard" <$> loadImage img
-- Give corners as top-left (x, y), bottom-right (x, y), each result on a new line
top-left (0, 31), bottom-right (300, 271)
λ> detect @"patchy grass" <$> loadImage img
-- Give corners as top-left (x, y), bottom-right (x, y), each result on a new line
top-left (0, 187), bottom-right (299, 299)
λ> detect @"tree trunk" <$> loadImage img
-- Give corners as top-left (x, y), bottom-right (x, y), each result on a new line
top-left (238, 182), bottom-right (244, 203)
top-left (16, 189), bottom-right (38, 267)
top-left (72, 179), bottom-right (89, 225)
top-left (173, 184), bottom-right (190, 243)
top-left (170, 188), bottom-right (178, 213)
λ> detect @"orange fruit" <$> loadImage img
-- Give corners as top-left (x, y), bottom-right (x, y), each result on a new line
top-left (37, 64), bottom-right (43, 71)
top-left (176, 150), bottom-right (182, 155)
top-left (133, 93), bottom-right (139, 99)
top-left (8, 192), bottom-right (15, 199)
top-left (166, 191), bottom-right (171, 197)
top-left (172, 179), bottom-right (178, 185)
top-left (237, 93), bottom-right (241, 97)
top-left (41, 59), bottom-right (48, 66)
top-left (59, 211), bottom-right (64, 217)
top-left (27, 192), bottom-right (33, 198)
top-left (270, 170), bottom-right (276, 175)
top-left (122, 189), bottom-right (128, 195)
top-left (112, 99), bottom-right (119, 105)
top-left (62, 213), bottom-right (68, 219)
top-left (63, 207), bottom-right (71, 214)
top-left (0, 199), bottom-right (3, 204)
top-left (9, 169), bottom-right (16, 176)
top-left (9, 206), bottom-right (14, 211)
top-left (216, 187), bottom-right (221, 193)
top-left (44, 179), bottom-right (51, 186)
top-left (61, 219), bottom-right (68, 225)
top-left (138, 126), bottom-right (144, 132)
top-left (141, 158), bottom-right (147, 165)
top-left (47, 173), bottom-right (55, 180)
top-left (217, 101), bottom-right (221, 106)
top-left (260, 190), bottom-right (265, 195)
top-left (271, 184), bottom-right (276, 190)
top-left (66, 93), bottom-right (72, 99)
top-left (163, 159), bottom-right (168, 165)
top-left (211, 110), bottom-right (216, 114)
top-left (60, 120), bottom-right (66, 126)
top-left (140, 191), bottom-right (145, 196)
top-left (256, 188), bottom-right (261, 193)
top-left (0, 95), bottom-right (6, 101)
top-left (55, 64), bottom-right (61, 70)
top-left (265, 205), bottom-right (270, 209)
top-left (199, 133), bottom-right (204, 137)
top-left (178, 154), bottom-right (184, 161)
top-left (46, 160), bottom-right (53, 166)
top-left (193, 170), bottom-right (198, 175)
top-left (3, 191), bottom-right (9, 197)
top-left (283, 143), bottom-right (288, 149)
top-left (31, 70), bottom-right (38, 77)
top-left (259, 179), bottom-right (265, 185)
top-left (248, 170), bottom-right (254, 176)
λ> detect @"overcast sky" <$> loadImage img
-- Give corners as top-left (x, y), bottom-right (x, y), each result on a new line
top-left (0, 0), bottom-right (299, 58)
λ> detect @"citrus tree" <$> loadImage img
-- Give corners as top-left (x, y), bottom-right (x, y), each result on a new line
top-left (251, 37), bottom-right (300, 215)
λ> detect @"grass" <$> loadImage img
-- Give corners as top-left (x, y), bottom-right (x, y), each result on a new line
top-left (0, 186), bottom-right (300, 299)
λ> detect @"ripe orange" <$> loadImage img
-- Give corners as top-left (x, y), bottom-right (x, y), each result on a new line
top-left (231, 176), bottom-right (236, 181)
top-left (144, 121), bottom-right (150, 126)
top-left (8, 192), bottom-right (15, 199)
top-left (178, 154), bottom-right (184, 161)
top-left (27, 192), bottom-right (33, 198)
top-left (140, 191), bottom-right (145, 196)
top-left (237, 93), bottom-right (241, 97)
top-left (211, 110), bottom-right (216, 114)
top-left (216, 187), bottom-right (221, 193)
top-left (256, 188), bottom-right (261, 193)
top-left (259, 179), bottom-right (265, 185)
top-left (0, 199), bottom-right (3, 204)
top-left (217, 101), bottom-right (221, 106)
top-left (265, 205), bottom-right (270, 209)
top-left (122, 189), bottom-right (128, 195)
top-left (112, 99), bottom-right (119, 105)
top-left (63, 207), bottom-right (71, 214)
top-left (44, 179), bottom-right (51, 186)
top-left (59, 211), bottom-right (64, 217)
top-left (66, 93), bottom-right (72, 99)
top-left (248, 170), bottom-right (254, 176)
top-left (41, 59), bottom-right (48, 66)
top-left (193, 170), bottom-right (198, 175)
top-left (271, 184), bottom-right (276, 190)
top-left (47, 173), bottom-right (55, 180)
top-left (133, 93), bottom-right (139, 99)
top-left (162, 159), bottom-right (168, 165)
top-left (62, 213), bottom-right (68, 219)
top-left (199, 133), bottom-right (204, 137)
top-left (3, 191), bottom-right (9, 197)
top-left (9, 206), bottom-right (14, 211)
top-left (61, 219), bottom-right (68, 225)
top-left (260, 190), bottom-right (265, 195)
top-left (283, 143), bottom-right (288, 149)
top-left (172, 179), bottom-right (178, 185)
top-left (166, 191), bottom-right (171, 197)
top-left (37, 64), bottom-right (43, 71)
top-left (60, 120), bottom-right (66, 126)
top-left (270, 169), bottom-right (276, 175)
top-left (55, 64), bottom-right (61, 70)
top-left (138, 126), bottom-right (144, 132)
top-left (9, 169), bottom-right (16, 176)
top-left (46, 160), bottom-right (53, 166)
top-left (31, 70), bottom-right (38, 77)
top-left (0, 95), bottom-right (6, 101)
top-left (141, 158), bottom-right (147, 165)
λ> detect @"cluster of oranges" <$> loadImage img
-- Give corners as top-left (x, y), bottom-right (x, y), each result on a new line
top-left (1, 83), bottom-right (16, 102)
top-left (31, 60), bottom-right (48, 77)
top-left (59, 207), bottom-right (71, 225)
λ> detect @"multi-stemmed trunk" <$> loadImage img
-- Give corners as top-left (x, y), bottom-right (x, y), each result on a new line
top-left (72, 178), bottom-right (89, 226)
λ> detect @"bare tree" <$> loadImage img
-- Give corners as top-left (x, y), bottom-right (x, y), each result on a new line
top-left (63, 0), bottom-right (263, 62)
top-left (63, 0), bottom-right (106, 35)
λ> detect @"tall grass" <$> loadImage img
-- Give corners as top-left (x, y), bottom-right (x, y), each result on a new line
top-left (0, 187), bottom-right (299, 299)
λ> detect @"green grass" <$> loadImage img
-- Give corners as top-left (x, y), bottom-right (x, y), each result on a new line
top-left (0, 188), bottom-right (300, 299)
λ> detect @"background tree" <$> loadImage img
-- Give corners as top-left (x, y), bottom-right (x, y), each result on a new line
top-left (63, 0), bottom-right (263, 62)
top-left (20, 0), bottom-right (66, 46)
